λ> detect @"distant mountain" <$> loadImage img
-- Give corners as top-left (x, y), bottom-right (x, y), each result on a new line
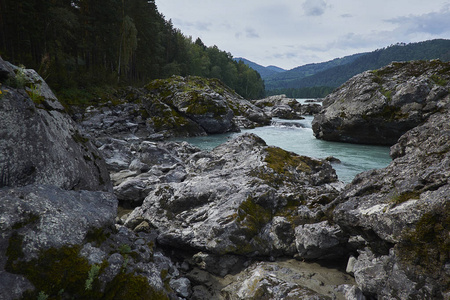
top-left (234, 58), bottom-right (286, 79)
top-left (266, 65), bottom-right (286, 73)
top-left (267, 39), bottom-right (450, 97)
top-left (264, 52), bottom-right (367, 90)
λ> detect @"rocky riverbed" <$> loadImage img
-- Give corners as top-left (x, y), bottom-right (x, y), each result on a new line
top-left (0, 57), bottom-right (449, 299)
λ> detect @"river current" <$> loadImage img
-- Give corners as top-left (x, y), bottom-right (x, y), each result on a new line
top-left (172, 115), bottom-right (392, 183)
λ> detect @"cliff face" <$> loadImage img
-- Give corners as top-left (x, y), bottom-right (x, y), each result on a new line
top-left (334, 109), bottom-right (450, 298)
top-left (0, 62), bottom-right (111, 192)
top-left (312, 60), bottom-right (450, 145)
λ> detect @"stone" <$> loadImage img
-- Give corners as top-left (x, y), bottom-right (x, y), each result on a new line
top-left (126, 133), bottom-right (343, 258)
top-left (333, 109), bottom-right (450, 298)
top-left (312, 60), bottom-right (450, 145)
top-left (294, 221), bottom-right (348, 260)
top-left (142, 76), bottom-right (270, 137)
top-left (0, 59), bottom-right (111, 192)
top-left (221, 259), bottom-right (355, 300)
top-left (170, 277), bottom-right (192, 298)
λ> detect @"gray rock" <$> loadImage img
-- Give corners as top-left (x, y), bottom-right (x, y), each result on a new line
top-left (126, 133), bottom-right (343, 258)
top-left (0, 60), bottom-right (111, 191)
top-left (253, 95), bottom-right (304, 119)
top-left (221, 259), bottom-right (355, 300)
top-left (0, 185), bottom-right (117, 261)
top-left (333, 108), bottom-right (450, 298)
top-left (170, 277), bottom-right (192, 298)
top-left (312, 60), bottom-right (450, 145)
top-left (0, 184), bottom-right (117, 299)
top-left (294, 221), bottom-right (347, 259)
top-left (192, 252), bottom-right (246, 277)
top-left (0, 58), bottom-right (15, 81)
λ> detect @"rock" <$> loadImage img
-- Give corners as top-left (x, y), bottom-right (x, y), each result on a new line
top-left (0, 185), bottom-right (117, 260)
top-left (170, 277), bottom-right (192, 298)
top-left (333, 108), bottom-right (450, 298)
top-left (253, 94), bottom-right (304, 119)
top-left (221, 259), bottom-right (356, 300)
top-left (294, 221), bottom-right (348, 260)
top-left (0, 184), bottom-right (117, 299)
top-left (143, 76), bottom-right (269, 136)
top-left (191, 252), bottom-right (246, 277)
top-left (312, 60), bottom-right (450, 145)
top-left (126, 133), bottom-right (343, 259)
top-left (0, 59), bottom-right (111, 192)
top-left (0, 58), bottom-right (15, 81)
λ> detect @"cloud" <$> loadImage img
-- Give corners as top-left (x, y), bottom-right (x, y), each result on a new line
top-left (302, 0), bottom-right (327, 16)
top-left (340, 13), bottom-right (353, 18)
top-left (175, 19), bottom-right (212, 32)
top-left (235, 27), bottom-right (260, 39)
top-left (245, 27), bottom-right (260, 38)
top-left (386, 5), bottom-right (450, 36)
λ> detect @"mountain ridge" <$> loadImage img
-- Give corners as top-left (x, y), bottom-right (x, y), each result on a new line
top-left (239, 39), bottom-right (450, 97)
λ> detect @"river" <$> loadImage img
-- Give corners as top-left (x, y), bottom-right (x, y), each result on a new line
top-left (172, 115), bottom-right (392, 183)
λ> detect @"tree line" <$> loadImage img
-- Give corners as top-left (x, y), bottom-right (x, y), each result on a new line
top-left (0, 0), bottom-right (265, 99)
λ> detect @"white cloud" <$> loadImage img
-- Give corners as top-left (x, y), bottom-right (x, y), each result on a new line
top-left (156, 0), bottom-right (450, 69)
top-left (302, 0), bottom-right (328, 16)
top-left (386, 5), bottom-right (450, 36)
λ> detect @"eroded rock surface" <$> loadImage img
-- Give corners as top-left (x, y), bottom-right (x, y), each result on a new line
top-left (0, 62), bottom-right (111, 192)
top-left (333, 108), bottom-right (450, 298)
top-left (125, 133), bottom-right (344, 258)
top-left (312, 60), bottom-right (450, 145)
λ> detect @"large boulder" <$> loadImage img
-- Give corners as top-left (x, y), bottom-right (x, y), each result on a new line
top-left (312, 60), bottom-right (450, 145)
top-left (0, 184), bottom-right (191, 300)
top-left (0, 60), bottom-right (112, 192)
top-left (125, 133), bottom-right (344, 258)
top-left (144, 76), bottom-right (270, 137)
top-left (332, 107), bottom-right (450, 298)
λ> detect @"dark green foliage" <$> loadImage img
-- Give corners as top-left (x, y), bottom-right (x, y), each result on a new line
top-left (0, 0), bottom-right (264, 100)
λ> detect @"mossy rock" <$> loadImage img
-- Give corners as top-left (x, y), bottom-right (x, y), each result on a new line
top-left (397, 201), bottom-right (450, 292)
top-left (5, 233), bottom-right (169, 299)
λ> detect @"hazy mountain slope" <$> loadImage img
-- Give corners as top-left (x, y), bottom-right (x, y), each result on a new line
top-left (264, 53), bottom-right (366, 90)
top-left (269, 39), bottom-right (450, 91)
top-left (234, 57), bottom-right (286, 79)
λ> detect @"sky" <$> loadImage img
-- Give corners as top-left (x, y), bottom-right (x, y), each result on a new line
top-left (155, 0), bottom-right (450, 70)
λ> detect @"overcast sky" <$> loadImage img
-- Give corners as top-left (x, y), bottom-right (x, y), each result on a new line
top-left (156, 0), bottom-right (450, 70)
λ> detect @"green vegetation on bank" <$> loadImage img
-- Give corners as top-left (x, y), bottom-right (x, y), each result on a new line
top-left (0, 0), bottom-right (265, 102)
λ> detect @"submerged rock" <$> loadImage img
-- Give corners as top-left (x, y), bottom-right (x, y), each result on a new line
top-left (312, 60), bottom-right (450, 145)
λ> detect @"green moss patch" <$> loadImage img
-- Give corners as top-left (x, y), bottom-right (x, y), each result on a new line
top-left (389, 190), bottom-right (421, 206)
top-left (397, 202), bottom-right (450, 292)
top-left (236, 197), bottom-right (272, 239)
top-left (264, 146), bottom-right (313, 174)
top-left (104, 272), bottom-right (169, 300)
top-left (5, 232), bottom-right (168, 299)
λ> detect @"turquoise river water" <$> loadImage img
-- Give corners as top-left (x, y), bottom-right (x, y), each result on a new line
top-left (172, 115), bottom-right (392, 183)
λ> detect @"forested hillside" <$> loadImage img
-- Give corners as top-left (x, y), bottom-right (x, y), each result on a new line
top-left (0, 0), bottom-right (265, 100)
top-left (267, 39), bottom-right (450, 98)
top-left (234, 57), bottom-right (285, 79)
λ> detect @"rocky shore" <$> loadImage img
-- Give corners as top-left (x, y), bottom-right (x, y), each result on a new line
top-left (1, 57), bottom-right (448, 299)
